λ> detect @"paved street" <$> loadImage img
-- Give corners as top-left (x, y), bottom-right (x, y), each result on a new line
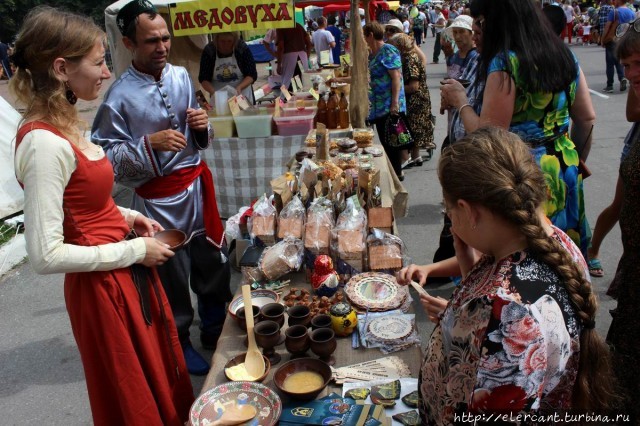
top-left (0, 37), bottom-right (627, 424)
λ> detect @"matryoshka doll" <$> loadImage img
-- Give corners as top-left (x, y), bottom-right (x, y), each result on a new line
top-left (311, 255), bottom-right (339, 297)
top-left (329, 301), bottom-right (358, 337)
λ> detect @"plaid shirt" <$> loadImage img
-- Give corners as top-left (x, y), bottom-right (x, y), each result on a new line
top-left (599, 4), bottom-right (614, 34)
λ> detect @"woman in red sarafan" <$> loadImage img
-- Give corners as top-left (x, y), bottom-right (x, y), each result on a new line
top-left (408, 127), bottom-right (616, 425)
top-left (10, 6), bottom-right (193, 425)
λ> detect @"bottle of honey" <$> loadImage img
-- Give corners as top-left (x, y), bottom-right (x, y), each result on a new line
top-left (326, 90), bottom-right (339, 129)
top-left (338, 92), bottom-right (349, 129)
top-left (315, 93), bottom-right (327, 126)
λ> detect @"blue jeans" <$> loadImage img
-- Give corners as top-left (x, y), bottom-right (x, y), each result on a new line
top-left (605, 41), bottom-right (624, 86)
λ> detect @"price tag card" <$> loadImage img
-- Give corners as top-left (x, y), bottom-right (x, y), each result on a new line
top-left (308, 88), bottom-right (320, 101)
top-left (280, 85), bottom-right (292, 102)
top-left (275, 97), bottom-right (282, 116)
top-left (340, 54), bottom-right (351, 66)
top-left (291, 77), bottom-right (299, 93)
top-left (236, 94), bottom-right (251, 110)
top-left (297, 60), bottom-right (305, 74)
top-left (293, 75), bottom-right (303, 91)
top-left (320, 50), bottom-right (331, 65)
top-left (228, 96), bottom-right (241, 116)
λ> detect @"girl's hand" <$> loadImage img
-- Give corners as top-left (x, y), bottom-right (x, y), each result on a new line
top-left (133, 214), bottom-right (163, 237)
top-left (140, 237), bottom-right (175, 267)
top-left (397, 264), bottom-right (429, 286)
top-left (420, 294), bottom-right (448, 324)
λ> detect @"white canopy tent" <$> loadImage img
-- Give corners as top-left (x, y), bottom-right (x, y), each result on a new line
top-left (0, 96), bottom-right (24, 219)
top-left (105, 0), bottom-right (209, 80)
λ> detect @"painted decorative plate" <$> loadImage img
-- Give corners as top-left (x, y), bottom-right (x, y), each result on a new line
top-left (345, 272), bottom-right (405, 311)
top-left (367, 315), bottom-right (413, 342)
top-left (228, 289), bottom-right (280, 319)
top-left (190, 381), bottom-right (281, 426)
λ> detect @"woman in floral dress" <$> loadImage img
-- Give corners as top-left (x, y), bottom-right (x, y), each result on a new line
top-left (440, 0), bottom-right (596, 258)
top-left (413, 127), bottom-right (615, 425)
top-left (387, 34), bottom-right (435, 166)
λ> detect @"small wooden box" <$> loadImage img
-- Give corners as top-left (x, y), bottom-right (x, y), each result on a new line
top-left (368, 243), bottom-right (403, 270)
top-left (367, 207), bottom-right (394, 233)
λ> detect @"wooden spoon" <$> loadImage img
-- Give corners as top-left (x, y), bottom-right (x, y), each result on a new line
top-left (210, 402), bottom-right (257, 426)
top-left (241, 285), bottom-right (266, 378)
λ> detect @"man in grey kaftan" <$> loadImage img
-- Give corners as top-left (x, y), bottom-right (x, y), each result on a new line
top-left (92, 1), bottom-right (231, 376)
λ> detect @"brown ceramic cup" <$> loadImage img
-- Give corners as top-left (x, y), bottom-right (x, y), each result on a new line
top-left (310, 327), bottom-right (337, 366)
top-left (285, 324), bottom-right (311, 359)
top-left (236, 305), bottom-right (260, 332)
top-left (260, 303), bottom-right (286, 328)
top-left (310, 314), bottom-right (332, 331)
top-left (254, 320), bottom-right (282, 365)
top-left (287, 304), bottom-right (311, 327)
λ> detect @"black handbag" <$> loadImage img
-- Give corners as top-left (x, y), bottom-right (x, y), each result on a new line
top-left (385, 113), bottom-right (414, 148)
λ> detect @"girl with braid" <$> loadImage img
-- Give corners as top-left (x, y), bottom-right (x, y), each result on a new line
top-left (399, 127), bottom-right (615, 425)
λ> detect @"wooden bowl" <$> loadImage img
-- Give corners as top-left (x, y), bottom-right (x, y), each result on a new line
top-left (273, 357), bottom-right (332, 400)
top-left (224, 352), bottom-right (270, 383)
top-left (154, 229), bottom-right (187, 250)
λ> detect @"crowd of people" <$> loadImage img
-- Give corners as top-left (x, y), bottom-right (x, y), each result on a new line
top-left (5, 0), bottom-right (640, 424)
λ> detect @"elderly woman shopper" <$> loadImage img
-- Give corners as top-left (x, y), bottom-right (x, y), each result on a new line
top-left (400, 127), bottom-right (615, 424)
top-left (198, 31), bottom-right (257, 104)
top-left (363, 21), bottom-right (408, 180)
top-left (441, 0), bottom-right (596, 258)
top-left (387, 33), bottom-right (435, 167)
top-left (10, 5), bottom-right (193, 425)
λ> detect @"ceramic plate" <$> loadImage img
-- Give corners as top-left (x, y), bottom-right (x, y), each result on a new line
top-left (345, 272), bottom-right (405, 311)
top-left (367, 315), bottom-right (413, 342)
top-left (228, 289), bottom-right (280, 319)
top-left (190, 381), bottom-right (281, 426)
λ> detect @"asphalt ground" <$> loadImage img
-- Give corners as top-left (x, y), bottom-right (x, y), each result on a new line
top-left (0, 36), bottom-right (627, 424)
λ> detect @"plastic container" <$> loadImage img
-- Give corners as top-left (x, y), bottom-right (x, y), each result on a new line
top-left (274, 108), bottom-right (317, 136)
top-left (233, 107), bottom-right (273, 138)
top-left (214, 91), bottom-right (231, 115)
top-left (208, 113), bottom-right (236, 138)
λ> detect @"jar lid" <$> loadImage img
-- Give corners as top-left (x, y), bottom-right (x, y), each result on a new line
top-left (330, 301), bottom-right (352, 316)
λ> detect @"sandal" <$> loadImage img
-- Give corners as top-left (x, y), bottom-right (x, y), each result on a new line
top-left (588, 258), bottom-right (604, 278)
top-left (411, 157), bottom-right (423, 167)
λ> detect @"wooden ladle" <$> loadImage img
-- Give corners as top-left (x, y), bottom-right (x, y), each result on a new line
top-left (241, 285), bottom-right (266, 379)
top-left (210, 402), bottom-right (257, 426)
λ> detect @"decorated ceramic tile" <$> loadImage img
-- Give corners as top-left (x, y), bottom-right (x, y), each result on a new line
top-left (367, 315), bottom-right (413, 342)
top-left (344, 388), bottom-right (370, 401)
top-left (370, 395), bottom-right (396, 408)
top-left (371, 379), bottom-right (401, 400)
top-left (345, 272), bottom-right (406, 312)
top-left (190, 381), bottom-right (281, 426)
top-left (392, 410), bottom-right (420, 425)
top-left (401, 391), bottom-right (419, 408)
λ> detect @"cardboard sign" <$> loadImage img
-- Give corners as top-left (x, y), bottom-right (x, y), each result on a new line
top-left (293, 75), bottom-right (303, 91)
top-left (340, 54), bottom-right (351, 66)
top-left (236, 94), bottom-right (251, 110)
top-left (320, 50), bottom-right (331, 65)
top-left (228, 96), bottom-right (241, 116)
top-left (280, 85), bottom-right (292, 101)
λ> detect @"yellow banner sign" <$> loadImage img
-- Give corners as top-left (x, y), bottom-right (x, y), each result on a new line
top-left (170, 0), bottom-right (295, 36)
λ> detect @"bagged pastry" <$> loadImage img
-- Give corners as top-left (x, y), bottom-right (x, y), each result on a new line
top-left (304, 197), bottom-right (334, 254)
top-left (259, 237), bottom-right (304, 281)
top-left (367, 228), bottom-right (407, 270)
top-left (278, 196), bottom-right (305, 239)
top-left (249, 194), bottom-right (276, 245)
top-left (332, 195), bottom-right (367, 260)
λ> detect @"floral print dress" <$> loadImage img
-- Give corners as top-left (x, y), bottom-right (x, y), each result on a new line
top-left (488, 51), bottom-right (590, 258)
top-left (419, 227), bottom-right (584, 425)
top-left (402, 52), bottom-right (434, 149)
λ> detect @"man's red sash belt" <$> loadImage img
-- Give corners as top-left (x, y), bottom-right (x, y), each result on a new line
top-left (135, 162), bottom-right (224, 248)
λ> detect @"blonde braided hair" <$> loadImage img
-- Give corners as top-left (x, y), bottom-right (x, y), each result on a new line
top-left (438, 127), bottom-right (616, 412)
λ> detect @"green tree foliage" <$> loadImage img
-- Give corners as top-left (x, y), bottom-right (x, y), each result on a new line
top-left (1, 0), bottom-right (112, 43)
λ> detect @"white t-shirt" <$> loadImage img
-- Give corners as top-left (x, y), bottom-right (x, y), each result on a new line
top-left (435, 12), bottom-right (446, 34)
top-left (564, 5), bottom-right (575, 23)
top-left (403, 20), bottom-right (410, 33)
top-left (582, 24), bottom-right (591, 35)
top-left (311, 28), bottom-right (335, 65)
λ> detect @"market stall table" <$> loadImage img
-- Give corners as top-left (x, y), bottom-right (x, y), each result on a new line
top-left (200, 275), bottom-right (423, 397)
